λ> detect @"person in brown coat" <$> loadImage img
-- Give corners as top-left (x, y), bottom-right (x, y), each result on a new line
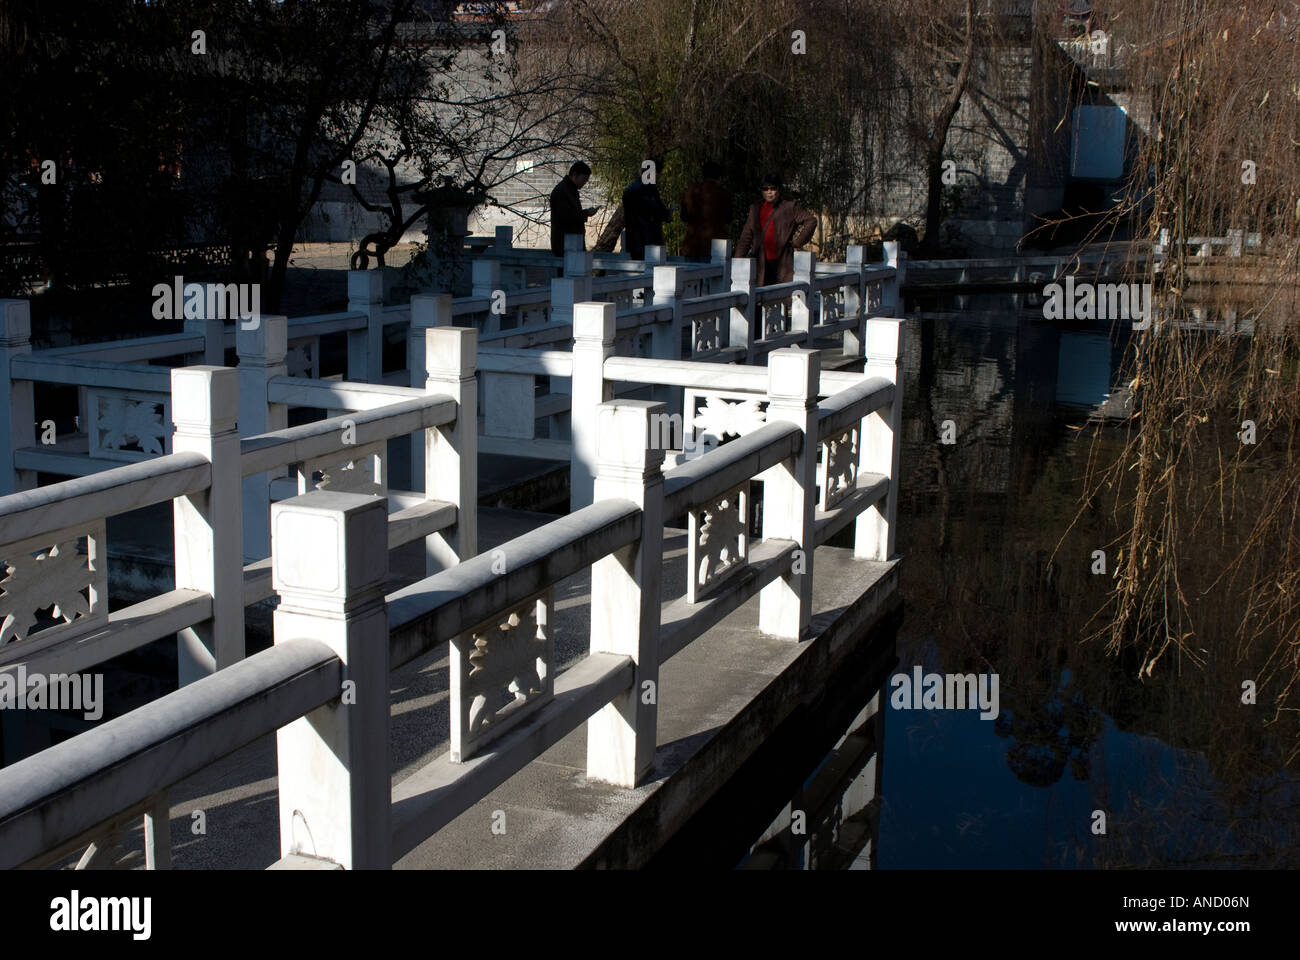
top-left (680, 161), bottom-right (731, 260)
top-left (736, 173), bottom-right (817, 285)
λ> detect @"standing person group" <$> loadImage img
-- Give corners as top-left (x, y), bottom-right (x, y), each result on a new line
top-left (549, 160), bottom-right (816, 276)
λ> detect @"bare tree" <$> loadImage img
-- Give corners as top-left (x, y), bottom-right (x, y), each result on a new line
top-left (335, 12), bottom-right (598, 269)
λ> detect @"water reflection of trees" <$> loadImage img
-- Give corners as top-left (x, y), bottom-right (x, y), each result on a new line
top-left (898, 314), bottom-right (1300, 865)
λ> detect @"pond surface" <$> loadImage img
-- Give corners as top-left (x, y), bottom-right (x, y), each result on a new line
top-left (704, 296), bottom-right (1300, 869)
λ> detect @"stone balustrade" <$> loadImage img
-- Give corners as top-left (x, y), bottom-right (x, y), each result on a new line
top-left (0, 327), bottom-right (477, 712)
top-left (0, 314), bottom-right (905, 869)
top-left (1, 241), bottom-right (901, 511)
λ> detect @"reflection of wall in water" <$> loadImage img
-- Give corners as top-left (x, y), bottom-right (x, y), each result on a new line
top-left (901, 312), bottom-right (1066, 502)
top-left (1011, 318), bottom-right (1062, 498)
top-left (903, 317), bottom-right (1009, 500)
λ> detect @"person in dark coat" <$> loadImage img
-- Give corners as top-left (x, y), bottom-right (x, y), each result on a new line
top-left (680, 160), bottom-right (731, 260)
top-left (736, 173), bottom-right (818, 285)
top-left (621, 157), bottom-right (672, 259)
top-left (549, 161), bottom-right (597, 256)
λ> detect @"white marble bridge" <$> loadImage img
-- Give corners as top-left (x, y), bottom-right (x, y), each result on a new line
top-left (0, 234), bottom-right (904, 869)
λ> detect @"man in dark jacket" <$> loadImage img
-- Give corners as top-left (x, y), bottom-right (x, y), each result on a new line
top-left (736, 173), bottom-right (818, 285)
top-left (681, 161), bottom-right (731, 260)
top-left (621, 157), bottom-right (672, 259)
top-left (549, 161), bottom-right (597, 256)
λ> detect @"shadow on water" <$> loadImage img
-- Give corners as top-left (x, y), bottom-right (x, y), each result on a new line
top-left (666, 292), bottom-right (1300, 869)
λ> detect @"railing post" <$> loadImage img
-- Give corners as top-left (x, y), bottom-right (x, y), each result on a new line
top-left (347, 269), bottom-right (384, 384)
top-left (238, 314), bottom-right (288, 561)
top-left (651, 265), bottom-right (683, 362)
top-left (859, 318), bottom-right (904, 561)
top-left (759, 347), bottom-right (821, 639)
top-left (407, 295), bottom-right (451, 492)
top-left (882, 241), bottom-right (903, 314)
top-left (587, 399), bottom-right (664, 787)
top-left (643, 244), bottom-right (666, 266)
top-left (185, 286), bottom-right (226, 364)
top-left (729, 258), bottom-right (756, 364)
top-left (172, 365), bottom-right (244, 684)
top-left (569, 301), bottom-right (615, 510)
top-left (0, 300), bottom-right (35, 496)
top-left (552, 248), bottom-right (592, 327)
top-left (709, 238), bottom-right (732, 293)
top-left (493, 226), bottom-right (524, 289)
top-left (650, 264), bottom-right (686, 427)
top-left (184, 309), bottom-right (225, 366)
top-left (272, 490), bottom-right (391, 869)
top-left (471, 258), bottom-right (501, 298)
top-left (424, 326), bottom-right (477, 573)
top-left (843, 245), bottom-right (867, 360)
top-left (792, 251), bottom-right (815, 342)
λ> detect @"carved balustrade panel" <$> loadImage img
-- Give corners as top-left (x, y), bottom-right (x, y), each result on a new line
top-left (692, 310), bottom-right (724, 356)
top-left (760, 299), bottom-right (789, 340)
top-left (297, 441), bottom-right (387, 498)
top-left (687, 482), bottom-right (750, 603)
top-left (0, 521), bottom-right (108, 651)
top-left (88, 390), bottom-right (171, 461)
top-left (681, 389), bottom-right (769, 458)
top-left (450, 587), bottom-right (555, 761)
top-left (819, 426), bottom-right (860, 510)
top-left (285, 338), bottom-right (317, 378)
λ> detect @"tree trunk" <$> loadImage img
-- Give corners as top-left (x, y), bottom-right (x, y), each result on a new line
top-left (594, 203), bottom-right (625, 253)
top-left (922, 147), bottom-right (945, 255)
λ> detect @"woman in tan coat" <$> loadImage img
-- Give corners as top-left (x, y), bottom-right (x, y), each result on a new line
top-left (736, 173), bottom-right (817, 285)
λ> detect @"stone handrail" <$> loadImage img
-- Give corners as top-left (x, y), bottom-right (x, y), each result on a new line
top-left (0, 637), bottom-right (342, 869)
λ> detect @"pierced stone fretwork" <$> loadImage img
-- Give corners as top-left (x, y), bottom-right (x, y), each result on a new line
top-left (285, 339), bottom-right (316, 378)
top-left (89, 391), bottom-right (170, 460)
top-left (865, 279), bottom-right (884, 313)
top-left (692, 312), bottom-right (723, 355)
top-left (317, 458), bottom-right (383, 496)
top-left (819, 286), bottom-right (849, 323)
top-left (0, 524), bottom-right (107, 648)
top-left (687, 482), bottom-right (749, 603)
top-left (819, 426), bottom-right (859, 510)
top-left (450, 587), bottom-right (555, 761)
top-left (684, 391), bottom-right (768, 457)
top-left (761, 300), bottom-right (788, 339)
top-left (299, 442), bottom-right (386, 498)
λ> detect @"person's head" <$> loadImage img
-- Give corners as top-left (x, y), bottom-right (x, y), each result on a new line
top-left (702, 160), bottom-right (723, 181)
top-left (759, 172), bottom-right (782, 202)
top-left (568, 161), bottom-right (591, 188)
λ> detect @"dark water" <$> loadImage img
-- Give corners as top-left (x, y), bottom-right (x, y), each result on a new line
top-left (700, 294), bottom-right (1300, 869)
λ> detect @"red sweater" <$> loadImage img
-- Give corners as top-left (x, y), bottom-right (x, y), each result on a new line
top-left (760, 201), bottom-right (780, 260)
